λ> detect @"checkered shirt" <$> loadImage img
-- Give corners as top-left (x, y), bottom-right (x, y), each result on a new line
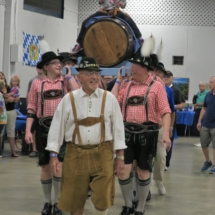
top-left (27, 76), bottom-right (77, 118)
top-left (117, 74), bottom-right (171, 124)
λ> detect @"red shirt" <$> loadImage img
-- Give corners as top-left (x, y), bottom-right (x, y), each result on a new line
top-left (117, 74), bottom-right (171, 124)
top-left (27, 76), bottom-right (77, 118)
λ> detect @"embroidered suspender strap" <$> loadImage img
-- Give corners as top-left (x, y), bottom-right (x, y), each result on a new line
top-left (41, 82), bottom-right (45, 117)
top-left (123, 82), bottom-right (132, 120)
top-left (40, 81), bottom-right (65, 117)
top-left (123, 80), bottom-right (155, 122)
top-left (100, 90), bottom-right (107, 143)
top-left (143, 79), bottom-right (155, 122)
top-left (69, 92), bottom-right (82, 145)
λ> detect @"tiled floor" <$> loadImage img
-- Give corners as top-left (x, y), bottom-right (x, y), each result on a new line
top-left (0, 137), bottom-right (214, 215)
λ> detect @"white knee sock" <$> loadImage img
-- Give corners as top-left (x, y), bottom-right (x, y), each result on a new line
top-left (93, 208), bottom-right (108, 215)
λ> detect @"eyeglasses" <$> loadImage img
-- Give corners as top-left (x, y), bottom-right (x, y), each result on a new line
top-left (48, 61), bottom-right (62, 66)
top-left (80, 71), bottom-right (101, 77)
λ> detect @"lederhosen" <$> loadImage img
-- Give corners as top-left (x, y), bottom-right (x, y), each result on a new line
top-left (123, 80), bottom-right (159, 172)
top-left (35, 81), bottom-right (66, 166)
top-left (58, 91), bottom-right (115, 212)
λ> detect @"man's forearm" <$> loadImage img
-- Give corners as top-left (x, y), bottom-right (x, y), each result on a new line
top-left (175, 103), bottom-right (185, 110)
top-left (111, 81), bottom-right (121, 98)
top-left (199, 107), bottom-right (206, 122)
top-left (26, 110), bottom-right (35, 133)
top-left (162, 113), bottom-right (171, 135)
top-left (170, 112), bottom-right (175, 127)
top-left (68, 77), bottom-right (79, 91)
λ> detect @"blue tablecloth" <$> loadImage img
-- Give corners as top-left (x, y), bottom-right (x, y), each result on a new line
top-left (16, 109), bottom-right (26, 131)
top-left (176, 111), bottom-right (195, 126)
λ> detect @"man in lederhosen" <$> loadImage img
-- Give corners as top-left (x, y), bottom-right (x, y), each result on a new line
top-left (46, 57), bottom-right (127, 215)
top-left (25, 51), bottom-right (79, 215)
top-left (112, 52), bottom-right (171, 215)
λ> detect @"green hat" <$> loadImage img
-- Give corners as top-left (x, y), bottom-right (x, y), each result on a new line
top-left (155, 62), bottom-right (167, 75)
top-left (76, 57), bottom-right (102, 72)
top-left (37, 51), bottom-right (63, 69)
top-left (166, 71), bottom-right (173, 77)
top-left (128, 52), bottom-right (152, 71)
top-left (59, 52), bottom-right (77, 64)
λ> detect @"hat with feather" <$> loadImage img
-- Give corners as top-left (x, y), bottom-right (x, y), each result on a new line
top-left (58, 52), bottom-right (78, 64)
top-left (128, 35), bottom-right (155, 71)
top-left (37, 37), bottom-right (63, 69)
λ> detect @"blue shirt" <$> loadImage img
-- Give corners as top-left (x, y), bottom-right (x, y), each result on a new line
top-left (165, 86), bottom-right (175, 112)
top-left (202, 92), bottom-right (215, 128)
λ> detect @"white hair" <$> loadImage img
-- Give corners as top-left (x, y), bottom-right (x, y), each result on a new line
top-left (199, 81), bottom-right (206, 85)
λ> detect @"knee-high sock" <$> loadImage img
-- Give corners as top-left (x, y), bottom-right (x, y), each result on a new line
top-left (132, 172), bottom-right (138, 202)
top-left (52, 176), bottom-right (61, 204)
top-left (93, 208), bottom-right (108, 215)
top-left (118, 174), bottom-right (133, 208)
top-left (41, 179), bottom-right (52, 204)
top-left (136, 178), bottom-right (151, 213)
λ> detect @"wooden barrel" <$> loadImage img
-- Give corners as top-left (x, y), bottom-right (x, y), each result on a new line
top-left (83, 18), bottom-right (134, 67)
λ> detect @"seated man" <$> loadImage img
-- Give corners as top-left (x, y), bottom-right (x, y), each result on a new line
top-left (72, 0), bottom-right (143, 53)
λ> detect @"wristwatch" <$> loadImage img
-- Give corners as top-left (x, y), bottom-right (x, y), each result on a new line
top-left (116, 155), bottom-right (124, 161)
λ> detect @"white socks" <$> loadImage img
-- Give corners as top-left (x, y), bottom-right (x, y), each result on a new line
top-left (93, 208), bottom-right (108, 215)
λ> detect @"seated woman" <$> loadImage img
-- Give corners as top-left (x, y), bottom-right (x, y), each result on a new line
top-left (72, 0), bottom-right (143, 53)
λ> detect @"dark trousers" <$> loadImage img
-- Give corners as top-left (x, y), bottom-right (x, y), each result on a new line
top-left (166, 122), bottom-right (176, 167)
top-left (77, 11), bottom-right (142, 45)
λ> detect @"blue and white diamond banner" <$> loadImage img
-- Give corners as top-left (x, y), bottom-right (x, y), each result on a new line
top-left (22, 32), bottom-right (42, 66)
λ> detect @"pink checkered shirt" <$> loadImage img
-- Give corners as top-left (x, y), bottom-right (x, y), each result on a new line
top-left (27, 76), bottom-right (77, 118)
top-left (117, 74), bottom-right (171, 124)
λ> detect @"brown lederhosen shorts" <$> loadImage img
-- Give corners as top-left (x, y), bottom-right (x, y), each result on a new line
top-left (57, 141), bottom-right (115, 212)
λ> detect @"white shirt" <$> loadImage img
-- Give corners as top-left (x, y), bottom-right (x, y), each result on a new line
top-left (46, 88), bottom-right (126, 153)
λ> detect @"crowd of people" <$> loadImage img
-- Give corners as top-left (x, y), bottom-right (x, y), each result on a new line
top-left (1, 50), bottom-right (215, 215)
top-left (1, 1), bottom-right (215, 215)
top-left (0, 72), bottom-right (21, 157)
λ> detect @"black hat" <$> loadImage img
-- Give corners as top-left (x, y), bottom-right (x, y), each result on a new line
top-left (166, 71), bottom-right (173, 77)
top-left (155, 62), bottom-right (167, 75)
top-left (128, 53), bottom-right (152, 71)
top-left (37, 51), bottom-right (63, 69)
top-left (59, 52), bottom-right (78, 64)
top-left (76, 57), bottom-right (102, 71)
top-left (150, 54), bottom-right (159, 68)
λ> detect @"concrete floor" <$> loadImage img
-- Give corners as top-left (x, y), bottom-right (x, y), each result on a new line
top-left (0, 137), bottom-right (214, 215)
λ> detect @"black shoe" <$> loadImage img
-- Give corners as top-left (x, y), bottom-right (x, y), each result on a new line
top-left (119, 206), bottom-right (134, 215)
top-left (134, 211), bottom-right (144, 215)
top-left (146, 190), bottom-right (151, 201)
top-left (53, 203), bottom-right (62, 215)
top-left (132, 201), bottom-right (138, 209)
top-left (41, 203), bottom-right (52, 215)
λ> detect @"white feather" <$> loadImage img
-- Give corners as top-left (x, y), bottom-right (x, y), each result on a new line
top-left (156, 39), bottom-right (163, 61)
top-left (141, 35), bottom-right (155, 57)
top-left (39, 39), bottom-right (51, 53)
top-left (150, 35), bottom-right (155, 54)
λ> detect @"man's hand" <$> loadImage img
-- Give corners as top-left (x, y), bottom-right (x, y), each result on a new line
top-left (64, 65), bottom-right (72, 78)
top-left (197, 122), bottom-right (201, 131)
top-left (162, 133), bottom-right (171, 152)
top-left (114, 158), bottom-right (124, 177)
top-left (50, 157), bottom-right (61, 176)
top-left (25, 131), bottom-right (33, 144)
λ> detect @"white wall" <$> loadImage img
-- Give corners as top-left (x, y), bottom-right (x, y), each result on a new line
top-left (138, 25), bottom-right (215, 101)
top-left (3, 0), bottom-right (79, 97)
top-left (0, 5), bottom-right (5, 71)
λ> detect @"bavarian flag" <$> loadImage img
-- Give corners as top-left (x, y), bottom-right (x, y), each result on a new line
top-left (22, 32), bottom-right (42, 66)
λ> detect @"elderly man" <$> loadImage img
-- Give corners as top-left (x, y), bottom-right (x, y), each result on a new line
top-left (193, 82), bottom-right (208, 145)
top-left (46, 57), bottom-right (126, 215)
top-left (112, 53), bottom-right (171, 215)
top-left (25, 51), bottom-right (79, 215)
top-left (197, 76), bottom-right (215, 173)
